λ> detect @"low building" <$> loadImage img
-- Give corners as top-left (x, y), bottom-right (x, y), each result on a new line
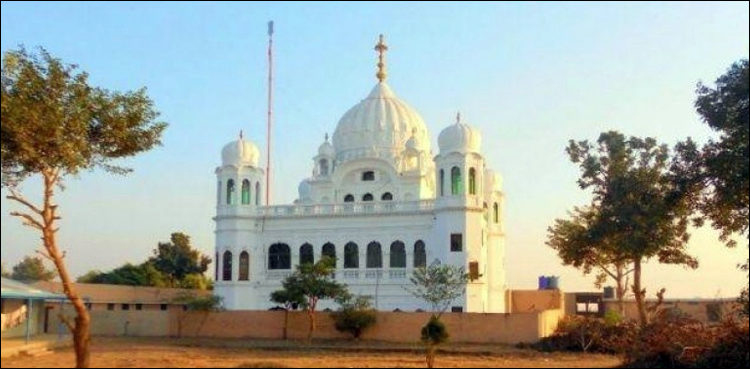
top-left (32, 281), bottom-right (212, 314)
top-left (1, 277), bottom-right (66, 341)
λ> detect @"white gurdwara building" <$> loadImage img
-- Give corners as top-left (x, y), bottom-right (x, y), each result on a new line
top-left (214, 36), bottom-right (507, 313)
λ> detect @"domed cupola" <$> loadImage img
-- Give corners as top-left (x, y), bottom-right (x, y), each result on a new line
top-left (221, 131), bottom-right (260, 167)
top-left (318, 134), bottom-right (335, 157)
top-left (438, 113), bottom-right (482, 155)
top-left (332, 35), bottom-right (431, 163)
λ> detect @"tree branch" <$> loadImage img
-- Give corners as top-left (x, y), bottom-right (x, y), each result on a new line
top-left (6, 188), bottom-right (43, 215)
top-left (9, 211), bottom-right (44, 230)
top-left (35, 249), bottom-right (55, 262)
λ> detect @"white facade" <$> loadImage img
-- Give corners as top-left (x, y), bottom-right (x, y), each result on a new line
top-left (214, 38), bottom-right (507, 313)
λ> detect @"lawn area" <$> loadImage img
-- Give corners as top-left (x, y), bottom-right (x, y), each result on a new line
top-left (1, 337), bottom-right (622, 368)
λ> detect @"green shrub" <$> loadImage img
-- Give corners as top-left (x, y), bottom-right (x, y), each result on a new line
top-left (421, 315), bottom-right (449, 346)
top-left (333, 307), bottom-right (377, 339)
top-left (533, 315), bottom-right (637, 354)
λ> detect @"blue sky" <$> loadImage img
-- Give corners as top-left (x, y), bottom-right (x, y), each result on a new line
top-left (1, 1), bottom-right (748, 298)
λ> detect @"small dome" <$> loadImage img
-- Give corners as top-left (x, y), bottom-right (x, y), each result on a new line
top-left (438, 114), bottom-right (481, 154)
top-left (298, 179), bottom-right (312, 202)
top-left (221, 136), bottom-right (260, 167)
top-left (318, 136), bottom-right (335, 157)
top-left (332, 82), bottom-right (431, 160)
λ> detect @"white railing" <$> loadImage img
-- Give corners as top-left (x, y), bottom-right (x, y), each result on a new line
top-left (241, 199), bottom-right (435, 218)
top-left (365, 270), bottom-right (384, 279)
top-left (389, 270), bottom-right (407, 279)
top-left (343, 270), bottom-right (360, 279)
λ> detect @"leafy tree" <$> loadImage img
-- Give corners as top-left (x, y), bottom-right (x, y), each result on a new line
top-left (547, 206), bottom-right (633, 315)
top-left (83, 262), bottom-right (167, 287)
top-left (270, 288), bottom-right (304, 340)
top-left (270, 256), bottom-right (348, 342)
top-left (405, 261), bottom-right (469, 317)
top-left (149, 232), bottom-right (211, 287)
top-left (333, 294), bottom-right (377, 340)
top-left (178, 273), bottom-right (211, 290)
top-left (10, 256), bottom-right (55, 281)
top-left (692, 59), bottom-right (749, 246)
top-left (406, 262), bottom-right (469, 368)
top-left (556, 131), bottom-right (702, 325)
top-left (76, 270), bottom-right (102, 283)
top-left (689, 60), bottom-right (748, 314)
top-left (421, 315), bottom-right (449, 368)
top-left (1, 47), bottom-right (166, 367)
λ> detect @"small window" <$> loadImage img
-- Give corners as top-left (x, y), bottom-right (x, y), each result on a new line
top-left (451, 306), bottom-right (463, 313)
top-left (362, 171), bottom-right (375, 181)
top-left (469, 261), bottom-right (479, 281)
top-left (381, 192), bottom-right (393, 201)
top-left (121, 304), bottom-right (130, 311)
top-left (135, 304), bottom-right (143, 311)
top-left (160, 304), bottom-right (168, 311)
top-left (107, 303), bottom-right (115, 311)
top-left (344, 194), bottom-right (355, 203)
top-left (450, 233), bottom-right (463, 252)
top-left (362, 193), bottom-right (374, 202)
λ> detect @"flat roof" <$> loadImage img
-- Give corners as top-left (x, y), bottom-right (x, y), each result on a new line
top-left (1, 277), bottom-right (67, 301)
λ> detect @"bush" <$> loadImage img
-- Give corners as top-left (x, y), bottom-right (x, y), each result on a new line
top-left (421, 315), bottom-right (449, 346)
top-left (333, 307), bottom-right (376, 339)
top-left (332, 295), bottom-right (377, 339)
top-left (533, 315), bottom-right (637, 354)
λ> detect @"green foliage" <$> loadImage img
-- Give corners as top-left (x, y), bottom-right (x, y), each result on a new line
top-left (333, 295), bottom-right (377, 339)
top-left (532, 316), bottom-right (637, 354)
top-left (603, 309), bottom-right (623, 326)
top-left (405, 261), bottom-right (469, 315)
top-left (692, 59), bottom-right (749, 246)
top-left (270, 288), bottom-right (304, 310)
top-left (10, 256), bottom-right (55, 281)
top-left (76, 270), bottom-right (102, 283)
top-left (553, 131), bottom-right (702, 324)
top-left (271, 256), bottom-right (347, 312)
top-left (178, 273), bottom-right (211, 290)
top-left (81, 262), bottom-right (167, 287)
top-left (1, 46), bottom-right (167, 187)
top-left (149, 232), bottom-right (211, 286)
top-left (421, 315), bottom-right (449, 346)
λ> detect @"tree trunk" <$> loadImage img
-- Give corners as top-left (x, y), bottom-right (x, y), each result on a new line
top-left (41, 170), bottom-right (91, 368)
top-left (632, 258), bottom-right (648, 326)
top-left (426, 344), bottom-right (436, 368)
top-left (283, 309), bottom-right (288, 340)
top-left (307, 310), bottom-right (316, 343)
top-left (615, 266), bottom-right (625, 316)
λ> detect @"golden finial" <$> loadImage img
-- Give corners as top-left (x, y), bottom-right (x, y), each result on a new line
top-left (239, 129), bottom-right (244, 139)
top-left (374, 34), bottom-right (388, 83)
top-left (456, 111), bottom-right (461, 124)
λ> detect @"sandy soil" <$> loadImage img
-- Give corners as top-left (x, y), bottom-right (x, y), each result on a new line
top-left (1, 337), bottom-right (623, 368)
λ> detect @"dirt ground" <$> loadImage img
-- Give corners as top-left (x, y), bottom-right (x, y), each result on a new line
top-left (1, 337), bottom-right (623, 368)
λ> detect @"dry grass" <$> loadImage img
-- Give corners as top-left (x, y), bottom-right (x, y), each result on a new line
top-left (1, 337), bottom-right (622, 368)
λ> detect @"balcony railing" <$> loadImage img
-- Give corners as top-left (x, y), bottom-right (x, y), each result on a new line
top-left (218, 199), bottom-right (435, 218)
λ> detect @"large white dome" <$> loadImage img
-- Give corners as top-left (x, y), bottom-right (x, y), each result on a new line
top-left (221, 136), bottom-right (260, 167)
top-left (438, 116), bottom-right (482, 155)
top-left (332, 82), bottom-right (431, 161)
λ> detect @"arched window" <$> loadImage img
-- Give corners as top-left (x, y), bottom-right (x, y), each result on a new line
top-left (241, 179), bottom-right (251, 204)
top-left (226, 179), bottom-right (235, 205)
top-left (493, 202), bottom-right (499, 224)
top-left (300, 243), bottom-right (314, 266)
top-left (367, 242), bottom-right (382, 268)
top-left (215, 252), bottom-right (219, 281)
top-left (381, 192), bottom-right (393, 201)
top-left (363, 193), bottom-right (374, 202)
top-left (439, 169), bottom-right (445, 196)
top-left (239, 251), bottom-right (249, 281)
top-left (322, 243), bottom-right (336, 262)
top-left (268, 243), bottom-right (291, 270)
top-left (344, 194), bottom-right (355, 203)
top-left (255, 182), bottom-right (261, 205)
top-left (390, 241), bottom-right (406, 268)
top-left (344, 242), bottom-right (359, 269)
top-left (222, 250), bottom-right (233, 281)
top-left (451, 167), bottom-right (462, 195)
top-left (414, 241), bottom-right (426, 268)
top-left (469, 168), bottom-right (477, 195)
top-left (319, 159), bottom-right (329, 176)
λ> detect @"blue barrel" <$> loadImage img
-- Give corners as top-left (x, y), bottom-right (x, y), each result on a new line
top-left (538, 276), bottom-right (548, 290)
top-left (547, 276), bottom-right (560, 290)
